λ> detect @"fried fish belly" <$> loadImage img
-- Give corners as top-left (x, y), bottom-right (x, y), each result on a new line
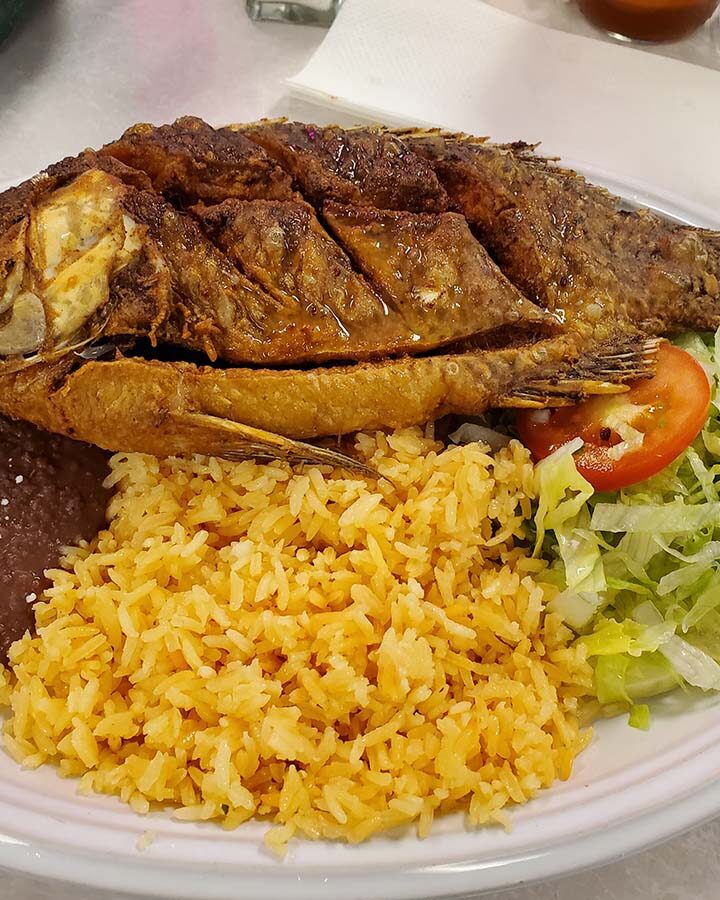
top-left (0, 333), bottom-right (636, 457)
top-left (0, 116), bottom-right (702, 465)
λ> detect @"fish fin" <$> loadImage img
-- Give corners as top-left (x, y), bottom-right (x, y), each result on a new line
top-left (168, 412), bottom-right (378, 477)
top-left (379, 126), bottom-right (491, 146)
top-left (224, 117), bottom-right (290, 132)
top-left (501, 337), bottom-right (661, 407)
top-left (382, 126), bottom-right (552, 161)
top-left (385, 127), bottom-right (604, 181)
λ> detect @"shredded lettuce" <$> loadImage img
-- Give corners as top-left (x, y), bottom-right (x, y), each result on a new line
top-left (590, 501), bottom-right (720, 533)
top-left (534, 329), bottom-right (720, 714)
top-left (634, 601), bottom-right (720, 690)
top-left (594, 652), bottom-right (678, 706)
top-left (628, 703), bottom-right (651, 730)
top-left (547, 507), bottom-right (607, 629)
top-left (533, 437), bottom-right (594, 553)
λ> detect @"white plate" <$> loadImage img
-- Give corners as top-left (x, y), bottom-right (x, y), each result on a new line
top-left (1, 177), bottom-right (719, 900)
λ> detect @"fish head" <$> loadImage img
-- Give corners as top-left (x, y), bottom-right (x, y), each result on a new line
top-left (0, 168), bottom-right (145, 367)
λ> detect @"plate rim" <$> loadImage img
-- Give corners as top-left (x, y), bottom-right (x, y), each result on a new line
top-left (0, 172), bottom-right (719, 899)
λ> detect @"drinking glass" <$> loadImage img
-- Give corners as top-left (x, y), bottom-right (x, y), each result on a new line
top-left (577, 0), bottom-right (719, 41)
top-left (246, 0), bottom-right (343, 26)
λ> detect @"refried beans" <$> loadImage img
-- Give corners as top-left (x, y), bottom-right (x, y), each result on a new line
top-left (0, 416), bottom-right (109, 662)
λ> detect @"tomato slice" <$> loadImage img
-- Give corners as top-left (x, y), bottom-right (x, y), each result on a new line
top-left (516, 342), bottom-right (711, 492)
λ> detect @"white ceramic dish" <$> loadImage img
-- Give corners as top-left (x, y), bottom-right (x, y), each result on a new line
top-left (0, 177), bottom-right (719, 900)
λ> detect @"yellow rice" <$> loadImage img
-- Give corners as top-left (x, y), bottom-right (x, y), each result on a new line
top-left (0, 428), bottom-right (592, 849)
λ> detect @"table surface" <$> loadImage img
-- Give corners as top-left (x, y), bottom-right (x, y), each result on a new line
top-left (0, 1), bottom-right (718, 898)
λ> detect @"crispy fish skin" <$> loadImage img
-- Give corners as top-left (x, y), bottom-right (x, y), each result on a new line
top-left (118, 184), bottom-right (283, 361)
top-left (0, 337), bottom-right (582, 453)
top-left (237, 121), bottom-right (449, 213)
top-left (1, 153), bottom-right (555, 369)
top-left (0, 159), bottom-right (289, 365)
top-left (0, 353), bottom-right (382, 472)
top-left (100, 116), bottom-right (295, 206)
top-left (196, 198), bottom-right (398, 359)
top-left (403, 133), bottom-right (720, 335)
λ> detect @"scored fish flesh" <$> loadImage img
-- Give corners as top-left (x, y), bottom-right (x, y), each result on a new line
top-left (400, 129), bottom-right (720, 336)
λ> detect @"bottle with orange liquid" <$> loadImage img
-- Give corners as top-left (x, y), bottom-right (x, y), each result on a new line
top-left (578, 0), bottom-right (718, 40)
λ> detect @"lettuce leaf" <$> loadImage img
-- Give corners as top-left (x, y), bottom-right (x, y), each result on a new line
top-left (628, 704), bottom-right (651, 730)
top-left (533, 437), bottom-right (593, 553)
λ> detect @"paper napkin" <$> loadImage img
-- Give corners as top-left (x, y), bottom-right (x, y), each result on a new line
top-left (288, 0), bottom-right (720, 224)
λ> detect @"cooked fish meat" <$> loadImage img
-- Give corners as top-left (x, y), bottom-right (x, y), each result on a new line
top-left (0, 158), bottom-right (286, 365)
top-left (237, 120), bottom-right (449, 213)
top-left (402, 131), bottom-right (720, 336)
top-left (0, 117), bottom-right (716, 466)
top-left (321, 201), bottom-right (550, 338)
top-left (199, 198), bottom-right (551, 357)
top-left (100, 116), bottom-right (295, 207)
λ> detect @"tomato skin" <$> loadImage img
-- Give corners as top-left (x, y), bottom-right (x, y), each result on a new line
top-left (516, 342), bottom-right (711, 492)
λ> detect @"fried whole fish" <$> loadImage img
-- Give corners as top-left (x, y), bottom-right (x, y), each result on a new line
top-left (0, 117), bottom-right (716, 467)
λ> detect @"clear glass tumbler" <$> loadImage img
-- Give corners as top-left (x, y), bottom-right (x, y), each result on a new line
top-left (246, 0), bottom-right (343, 26)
